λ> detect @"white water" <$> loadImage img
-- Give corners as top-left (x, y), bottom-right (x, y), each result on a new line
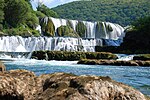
top-left (41, 17), bottom-right (125, 40)
top-left (117, 54), bottom-right (134, 61)
top-left (0, 36), bottom-right (101, 52)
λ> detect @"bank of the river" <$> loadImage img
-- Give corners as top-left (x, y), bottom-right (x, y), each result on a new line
top-left (0, 68), bottom-right (149, 100)
top-left (31, 51), bottom-right (150, 67)
top-left (31, 51), bottom-right (117, 61)
top-left (78, 59), bottom-right (150, 67)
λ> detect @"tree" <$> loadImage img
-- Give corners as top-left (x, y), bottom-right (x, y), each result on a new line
top-left (132, 16), bottom-right (150, 34)
top-left (4, 0), bottom-right (31, 27)
top-left (37, 4), bottom-right (59, 18)
top-left (0, 0), bottom-right (4, 30)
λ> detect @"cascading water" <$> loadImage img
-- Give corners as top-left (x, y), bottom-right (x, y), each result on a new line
top-left (0, 36), bottom-right (101, 53)
top-left (40, 17), bottom-right (125, 40)
top-left (0, 17), bottom-right (125, 59)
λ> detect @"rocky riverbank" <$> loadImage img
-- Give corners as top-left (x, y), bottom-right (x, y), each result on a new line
top-left (0, 69), bottom-right (149, 100)
top-left (31, 51), bottom-right (117, 61)
top-left (78, 59), bottom-right (150, 67)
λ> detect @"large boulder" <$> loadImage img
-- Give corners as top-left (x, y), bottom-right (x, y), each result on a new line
top-left (0, 61), bottom-right (6, 73)
top-left (0, 70), bottom-right (39, 100)
top-left (56, 25), bottom-right (79, 37)
top-left (0, 70), bottom-right (148, 100)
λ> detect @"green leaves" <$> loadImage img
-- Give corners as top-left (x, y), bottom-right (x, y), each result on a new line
top-left (52, 0), bottom-right (150, 26)
top-left (132, 16), bottom-right (150, 34)
top-left (4, 0), bottom-right (31, 27)
top-left (0, 0), bottom-right (4, 30)
top-left (37, 4), bottom-right (59, 18)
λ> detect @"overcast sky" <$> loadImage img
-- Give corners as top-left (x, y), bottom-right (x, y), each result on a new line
top-left (31, 0), bottom-right (77, 9)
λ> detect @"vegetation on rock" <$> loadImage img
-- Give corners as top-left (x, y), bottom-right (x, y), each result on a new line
top-left (119, 16), bottom-right (150, 54)
top-left (76, 21), bottom-right (87, 37)
top-left (56, 25), bottom-right (79, 37)
top-left (31, 51), bottom-right (117, 61)
top-left (40, 18), bottom-right (55, 36)
top-left (133, 54), bottom-right (150, 61)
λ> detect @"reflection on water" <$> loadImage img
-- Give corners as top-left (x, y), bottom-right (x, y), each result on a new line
top-left (4, 59), bottom-right (150, 96)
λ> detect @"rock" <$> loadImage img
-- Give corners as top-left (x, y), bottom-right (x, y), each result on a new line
top-left (56, 25), bottom-right (79, 37)
top-left (76, 21), bottom-right (87, 37)
top-left (0, 70), bottom-right (148, 100)
top-left (31, 51), bottom-right (117, 61)
top-left (40, 17), bottom-right (55, 36)
top-left (0, 61), bottom-right (6, 73)
top-left (133, 54), bottom-right (150, 61)
top-left (0, 70), bottom-right (39, 100)
top-left (78, 59), bottom-right (141, 66)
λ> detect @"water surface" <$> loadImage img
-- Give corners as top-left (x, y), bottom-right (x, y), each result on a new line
top-left (4, 59), bottom-right (150, 96)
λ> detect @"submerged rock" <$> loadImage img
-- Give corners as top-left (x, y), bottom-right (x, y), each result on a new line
top-left (0, 70), bottom-right (148, 100)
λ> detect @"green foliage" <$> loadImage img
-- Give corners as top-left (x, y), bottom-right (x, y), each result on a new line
top-left (0, 0), bottom-right (4, 30)
top-left (132, 16), bottom-right (150, 34)
top-left (37, 4), bottom-right (59, 18)
top-left (35, 11), bottom-right (46, 18)
top-left (4, 0), bottom-right (31, 27)
top-left (76, 22), bottom-right (87, 37)
top-left (52, 0), bottom-right (150, 26)
top-left (119, 16), bottom-right (150, 54)
top-left (3, 26), bottom-right (40, 37)
top-left (25, 12), bottom-right (39, 29)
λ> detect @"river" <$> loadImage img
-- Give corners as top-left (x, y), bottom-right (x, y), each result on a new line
top-left (3, 59), bottom-right (150, 96)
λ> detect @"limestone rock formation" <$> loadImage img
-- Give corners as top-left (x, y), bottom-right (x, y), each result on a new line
top-left (0, 70), bottom-right (148, 100)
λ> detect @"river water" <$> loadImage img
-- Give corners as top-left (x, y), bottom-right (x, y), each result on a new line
top-left (3, 59), bottom-right (150, 96)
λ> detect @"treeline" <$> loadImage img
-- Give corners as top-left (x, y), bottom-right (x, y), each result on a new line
top-left (0, 0), bottom-right (58, 36)
top-left (52, 0), bottom-right (150, 26)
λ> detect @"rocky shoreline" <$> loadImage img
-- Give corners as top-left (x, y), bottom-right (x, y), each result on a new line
top-left (78, 59), bottom-right (150, 67)
top-left (0, 68), bottom-right (149, 100)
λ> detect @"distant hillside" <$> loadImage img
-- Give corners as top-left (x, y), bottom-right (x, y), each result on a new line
top-left (52, 0), bottom-right (150, 26)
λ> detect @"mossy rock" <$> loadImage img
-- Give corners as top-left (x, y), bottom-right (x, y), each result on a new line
top-left (133, 54), bottom-right (150, 61)
top-left (40, 17), bottom-right (55, 36)
top-left (56, 25), bottom-right (79, 37)
top-left (95, 22), bottom-right (106, 38)
top-left (107, 24), bottom-right (113, 32)
top-left (32, 51), bottom-right (117, 61)
top-left (76, 21), bottom-right (87, 37)
top-left (66, 20), bottom-right (74, 29)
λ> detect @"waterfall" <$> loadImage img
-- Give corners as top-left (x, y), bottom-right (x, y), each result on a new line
top-left (40, 17), bottom-right (125, 40)
top-left (0, 36), bottom-right (102, 53)
top-left (0, 17), bottom-right (125, 59)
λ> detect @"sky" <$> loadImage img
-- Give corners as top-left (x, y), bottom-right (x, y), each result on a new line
top-left (31, 0), bottom-right (77, 9)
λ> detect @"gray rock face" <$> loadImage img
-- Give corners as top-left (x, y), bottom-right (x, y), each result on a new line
top-left (0, 70), bottom-right (148, 100)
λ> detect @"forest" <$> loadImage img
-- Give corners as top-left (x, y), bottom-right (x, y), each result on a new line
top-left (52, 0), bottom-right (150, 26)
